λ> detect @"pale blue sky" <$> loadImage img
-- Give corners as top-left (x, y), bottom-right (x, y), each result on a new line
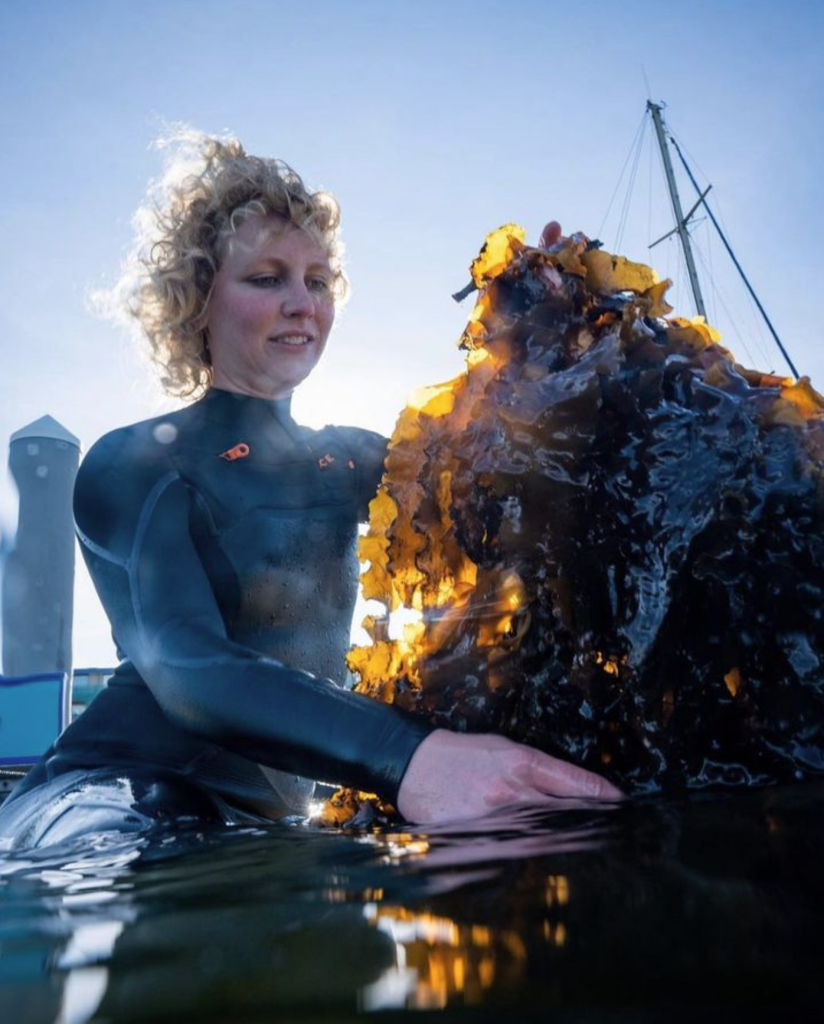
top-left (2, 0), bottom-right (822, 664)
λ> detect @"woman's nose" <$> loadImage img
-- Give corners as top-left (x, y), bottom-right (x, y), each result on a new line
top-left (282, 282), bottom-right (315, 318)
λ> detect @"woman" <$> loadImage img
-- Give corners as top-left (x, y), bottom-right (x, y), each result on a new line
top-left (0, 133), bottom-right (619, 849)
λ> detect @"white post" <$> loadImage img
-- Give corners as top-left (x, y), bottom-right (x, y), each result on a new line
top-left (2, 416), bottom-right (80, 676)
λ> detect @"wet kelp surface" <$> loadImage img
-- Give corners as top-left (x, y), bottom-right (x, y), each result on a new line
top-left (1, 783), bottom-right (823, 1022)
top-left (332, 225), bottom-right (824, 818)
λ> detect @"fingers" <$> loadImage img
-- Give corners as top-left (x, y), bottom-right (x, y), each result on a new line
top-left (397, 730), bottom-right (624, 825)
top-left (539, 221), bottom-right (563, 249)
top-left (526, 749), bottom-right (624, 801)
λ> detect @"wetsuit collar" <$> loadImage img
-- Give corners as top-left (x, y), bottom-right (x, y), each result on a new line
top-left (200, 387), bottom-right (296, 428)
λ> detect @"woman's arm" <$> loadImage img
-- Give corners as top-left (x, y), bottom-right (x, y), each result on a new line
top-left (73, 427), bottom-right (432, 804)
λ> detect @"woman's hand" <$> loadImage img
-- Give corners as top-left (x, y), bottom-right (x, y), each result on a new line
top-left (396, 729), bottom-right (623, 825)
top-left (539, 221), bottom-right (563, 249)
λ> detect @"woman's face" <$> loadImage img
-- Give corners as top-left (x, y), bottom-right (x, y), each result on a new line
top-left (205, 214), bottom-right (336, 399)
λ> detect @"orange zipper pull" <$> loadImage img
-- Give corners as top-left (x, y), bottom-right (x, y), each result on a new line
top-left (219, 443), bottom-right (251, 461)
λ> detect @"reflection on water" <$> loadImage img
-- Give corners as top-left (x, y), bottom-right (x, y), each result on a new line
top-left (361, 903), bottom-right (530, 1010)
top-left (1, 784), bottom-right (823, 1022)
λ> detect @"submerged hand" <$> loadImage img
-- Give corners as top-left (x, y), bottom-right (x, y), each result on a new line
top-left (396, 730), bottom-right (623, 825)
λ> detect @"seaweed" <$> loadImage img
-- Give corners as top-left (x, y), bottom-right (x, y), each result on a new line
top-left (321, 226), bottom-right (824, 824)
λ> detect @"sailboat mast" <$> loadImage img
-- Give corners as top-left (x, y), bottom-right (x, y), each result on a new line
top-left (647, 101), bottom-right (707, 319)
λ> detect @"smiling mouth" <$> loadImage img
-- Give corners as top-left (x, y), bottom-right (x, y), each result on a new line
top-left (270, 334), bottom-right (314, 347)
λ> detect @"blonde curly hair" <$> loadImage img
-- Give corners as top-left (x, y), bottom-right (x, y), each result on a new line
top-left (121, 128), bottom-right (346, 399)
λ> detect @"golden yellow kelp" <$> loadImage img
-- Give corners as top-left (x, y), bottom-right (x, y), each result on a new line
top-left (322, 225), bottom-right (824, 824)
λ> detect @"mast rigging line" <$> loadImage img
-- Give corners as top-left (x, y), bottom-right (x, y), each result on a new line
top-left (692, 236), bottom-right (766, 371)
top-left (666, 133), bottom-right (799, 379)
top-left (615, 114), bottom-right (648, 252)
top-left (670, 129), bottom-right (775, 369)
top-left (597, 111), bottom-right (647, 243)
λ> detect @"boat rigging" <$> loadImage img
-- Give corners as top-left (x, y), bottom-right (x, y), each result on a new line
top-left (645, 100), bottom-right (798, 379)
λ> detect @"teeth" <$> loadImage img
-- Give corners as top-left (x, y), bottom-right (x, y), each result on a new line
top-left (272, 335), bottom-right (312, 346)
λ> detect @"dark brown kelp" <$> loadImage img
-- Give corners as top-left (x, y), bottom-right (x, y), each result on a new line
top-left (322, 225), bottom-right (824, 823)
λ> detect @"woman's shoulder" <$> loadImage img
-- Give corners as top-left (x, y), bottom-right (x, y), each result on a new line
top-left (314, 423), bottom-right (388, 456)
top-left (309, 425), bottom-right (388, 519)
top-left (312, 423), bottom-right (389, 479)
top-left (81, 405), bottom-right (199, 475)
top-left (74, 409), bottom-right (195, 539)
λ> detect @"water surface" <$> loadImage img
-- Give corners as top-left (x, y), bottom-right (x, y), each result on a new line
top-left (1, 782), bottom-right (822, 1022)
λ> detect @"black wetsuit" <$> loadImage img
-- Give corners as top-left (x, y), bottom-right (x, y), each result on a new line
top-left (1, 389), bottom-right (432, 843)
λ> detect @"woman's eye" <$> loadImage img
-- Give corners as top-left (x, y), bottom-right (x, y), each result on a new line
top-left (308, 277), bottom-right (331, 293)
top-left (250, 275), bottom-right (282, 287)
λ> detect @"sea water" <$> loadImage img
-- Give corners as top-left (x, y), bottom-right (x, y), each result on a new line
top-left (1, 783), bottom-right (822, 1022)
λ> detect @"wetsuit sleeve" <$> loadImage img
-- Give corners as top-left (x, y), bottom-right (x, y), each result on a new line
top-left (73, 431), bottom-right (432, 803)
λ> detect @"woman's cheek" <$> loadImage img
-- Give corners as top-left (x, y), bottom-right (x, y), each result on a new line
top-left (238, 293), bottom-right (279, 332)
